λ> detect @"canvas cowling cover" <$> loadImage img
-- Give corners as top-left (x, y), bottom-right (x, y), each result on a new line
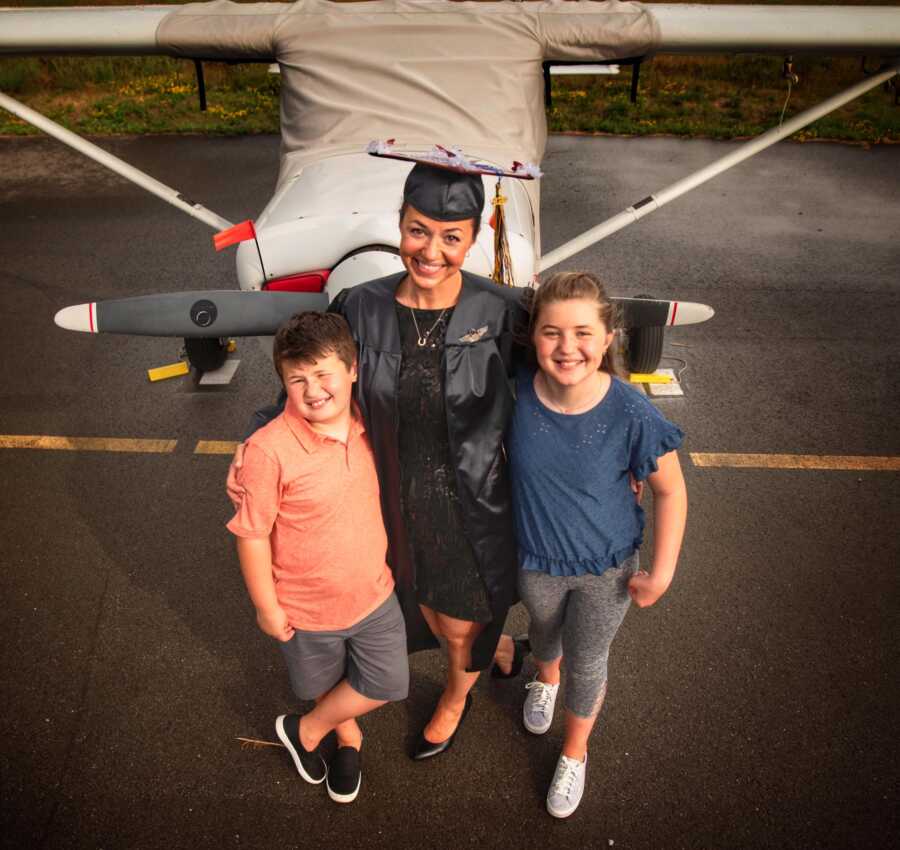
top-left (157, 0), bottom-right (658, 181)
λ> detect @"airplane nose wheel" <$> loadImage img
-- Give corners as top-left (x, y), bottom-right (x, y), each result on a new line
top-left (625, 293), bottom-right (664, 374)
top-left (184, 337), bottom-right (228, 373)
top-left (626, 325), bottom-right (664, 373)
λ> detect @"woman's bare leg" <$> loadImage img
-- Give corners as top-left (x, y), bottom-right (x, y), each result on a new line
top-left (419, 604), bottom-right (484, 744)
top-left (491, 633), bottom-right (517, 675)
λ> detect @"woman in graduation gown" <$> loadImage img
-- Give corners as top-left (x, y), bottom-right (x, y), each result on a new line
top-left (333, 163), bottom-right (526, 758)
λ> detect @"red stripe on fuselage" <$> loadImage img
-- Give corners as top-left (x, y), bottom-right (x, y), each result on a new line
top-left (670, 301), bottom-right (679, 326)
top-left (89, 303), bottom-right (95, 333)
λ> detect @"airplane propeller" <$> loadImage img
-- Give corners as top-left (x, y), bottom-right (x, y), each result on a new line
top-left (53, 290), bottom-right (330, 338)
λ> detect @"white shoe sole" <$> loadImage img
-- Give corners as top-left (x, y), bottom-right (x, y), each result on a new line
top-left (546, 798), bottom-right (580, 818)
top-left (275, 715), bottom-right (326, 785)
top-left (523, 714), bottom-right (553, 735)
top-left (327, 772), bottom-right (361, 804)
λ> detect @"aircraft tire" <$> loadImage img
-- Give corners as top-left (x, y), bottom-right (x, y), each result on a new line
top-left (626, 325), bottom-right (664, 374)
top-left (625, 291), bottom-right (665, 374)
top-left (628, 325), bottom-right (666, 374)
top-left (184, 337), bottom-right (228, 373)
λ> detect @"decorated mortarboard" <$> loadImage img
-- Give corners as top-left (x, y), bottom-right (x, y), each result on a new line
top-left (366, 140), bottom-right (542, 180)
top-left (367, 141), bottom-right (542, 286)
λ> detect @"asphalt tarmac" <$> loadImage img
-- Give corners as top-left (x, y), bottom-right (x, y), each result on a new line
top-left (1, 133), bottom-right (898, 850)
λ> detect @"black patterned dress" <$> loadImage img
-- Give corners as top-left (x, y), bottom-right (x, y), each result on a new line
top-left (395, 303), bottom-right (493, 623)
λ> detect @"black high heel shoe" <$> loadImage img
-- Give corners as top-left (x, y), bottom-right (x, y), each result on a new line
top-left (412, 693), bottom-right (473, 760)
top-left (490, 635), bottom-right (531, 679)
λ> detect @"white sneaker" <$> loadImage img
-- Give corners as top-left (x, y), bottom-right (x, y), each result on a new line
top-left (523, 676), bottom-right (559, 734)
top-left (546, 752), bottom-right (587, 818)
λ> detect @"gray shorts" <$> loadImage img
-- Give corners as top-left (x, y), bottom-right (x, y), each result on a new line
top-left (278, 593), bottom-right (409, 702)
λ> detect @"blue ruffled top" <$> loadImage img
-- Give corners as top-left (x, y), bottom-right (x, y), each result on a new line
top-left (507, 368), bottom-right (684, 577)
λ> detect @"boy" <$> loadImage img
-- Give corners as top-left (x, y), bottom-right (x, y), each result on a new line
top-left (227, 311), bottom-right (408, 804)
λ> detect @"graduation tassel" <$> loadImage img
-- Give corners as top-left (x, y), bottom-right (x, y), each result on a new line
top-left (490, 179), bottom-right (515, 287)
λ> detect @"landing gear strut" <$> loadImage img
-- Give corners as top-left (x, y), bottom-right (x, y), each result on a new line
top-left (184, 337), bottom-right (228, 373)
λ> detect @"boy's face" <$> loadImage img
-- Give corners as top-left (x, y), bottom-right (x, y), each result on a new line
top-left (281, 351), bottom-right (357, 433)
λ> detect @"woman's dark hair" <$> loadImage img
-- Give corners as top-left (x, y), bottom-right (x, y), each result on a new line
top-left (273, 311), bottom-right (356, 379)
top-left (527, 271), bottom-right (625, 378)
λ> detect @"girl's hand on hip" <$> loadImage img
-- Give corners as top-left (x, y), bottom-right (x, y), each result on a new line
top-left (627, 569), bottom-right (669, 608)
top-left (226, 442), bottom-right (247, 507)
top-left (629, 472), bottom-right (645, 504)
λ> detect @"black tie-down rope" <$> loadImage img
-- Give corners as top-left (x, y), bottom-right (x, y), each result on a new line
top-left (194, 60), bottom-right (207, 112)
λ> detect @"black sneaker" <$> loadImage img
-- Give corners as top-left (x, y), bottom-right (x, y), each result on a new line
top-left (326, 746), bottom-right (361, 803)
top-left (275, 714), bottom-right (326, 784)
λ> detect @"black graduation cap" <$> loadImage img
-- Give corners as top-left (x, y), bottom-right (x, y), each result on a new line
top-left (403, 163), bottom-right (484, 221)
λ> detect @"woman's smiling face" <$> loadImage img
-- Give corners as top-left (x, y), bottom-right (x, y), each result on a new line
top-left (398, 204), bottom-right (477, 297)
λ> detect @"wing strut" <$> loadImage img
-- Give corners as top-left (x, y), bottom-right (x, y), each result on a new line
top-left (0, 91), bottom-right (233, 232)
top-left (539, 63), bottom-right (899, 273)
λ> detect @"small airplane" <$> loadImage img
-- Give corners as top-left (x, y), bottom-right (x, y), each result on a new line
top-left (1, 1), bottom-right (898, 376)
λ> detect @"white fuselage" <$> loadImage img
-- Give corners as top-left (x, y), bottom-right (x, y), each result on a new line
top-left (236, 153), bottom-right (538, 301)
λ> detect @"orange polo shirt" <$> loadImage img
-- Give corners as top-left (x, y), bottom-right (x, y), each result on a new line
top-left (227, 404), bottom-right (394, 631)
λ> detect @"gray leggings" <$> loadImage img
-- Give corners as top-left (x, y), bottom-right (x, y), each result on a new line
top-left (518, 554), bottom-right (638, 718)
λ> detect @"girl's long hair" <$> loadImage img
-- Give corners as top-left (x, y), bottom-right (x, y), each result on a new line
top-left (526, 271), bottom-right (625, 378)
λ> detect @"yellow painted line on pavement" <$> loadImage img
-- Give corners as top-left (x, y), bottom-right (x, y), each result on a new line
top-left (194, 440), bottom-right (240, 455)
top-left (690, 453), bottom-right (900, 471)
top-left (4, 437), bottom-right (895, 471)
top-left (0, 435), bottom-right (177, 453)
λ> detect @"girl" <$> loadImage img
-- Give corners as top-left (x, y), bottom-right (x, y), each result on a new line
top-left (506, 271), bottom-right (688, 818)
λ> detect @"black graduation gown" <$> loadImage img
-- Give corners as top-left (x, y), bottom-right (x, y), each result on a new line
top-left (332, 271), bottom-right (525, 670)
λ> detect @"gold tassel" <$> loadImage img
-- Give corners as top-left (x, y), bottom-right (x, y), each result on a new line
top-left (490, 179), bottom-right (515, 287)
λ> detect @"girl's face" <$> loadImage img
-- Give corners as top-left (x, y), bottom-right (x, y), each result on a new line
top-left (533, 298), bottom-right (615, 389)
top-left (398, 205), bottom-right (477, 296)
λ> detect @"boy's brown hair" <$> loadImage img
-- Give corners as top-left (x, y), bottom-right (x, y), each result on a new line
top-left (273, 311), bottom-right (356, 379)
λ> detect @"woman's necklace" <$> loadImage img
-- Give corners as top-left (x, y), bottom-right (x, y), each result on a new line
top-left (409, 307), bottom-right (448, 348)
top-left (536, 372), bottom-right (609, 415)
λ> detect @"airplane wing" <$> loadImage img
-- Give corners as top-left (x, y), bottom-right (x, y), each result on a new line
top-left (3, 2), bottom-right (899, 209)
top-left (4, 2), bottom-right (900, 56)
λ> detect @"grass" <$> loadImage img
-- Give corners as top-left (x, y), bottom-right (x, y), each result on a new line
top-left (1, 0), bottom-right (898, 142)
top-left (0, 61), bottom-right (282, 135)
top-left (548, 55), bottom-right (899, 143)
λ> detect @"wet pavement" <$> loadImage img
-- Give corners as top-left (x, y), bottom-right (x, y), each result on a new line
top-left (1, 133), bottom-right (898, 850)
